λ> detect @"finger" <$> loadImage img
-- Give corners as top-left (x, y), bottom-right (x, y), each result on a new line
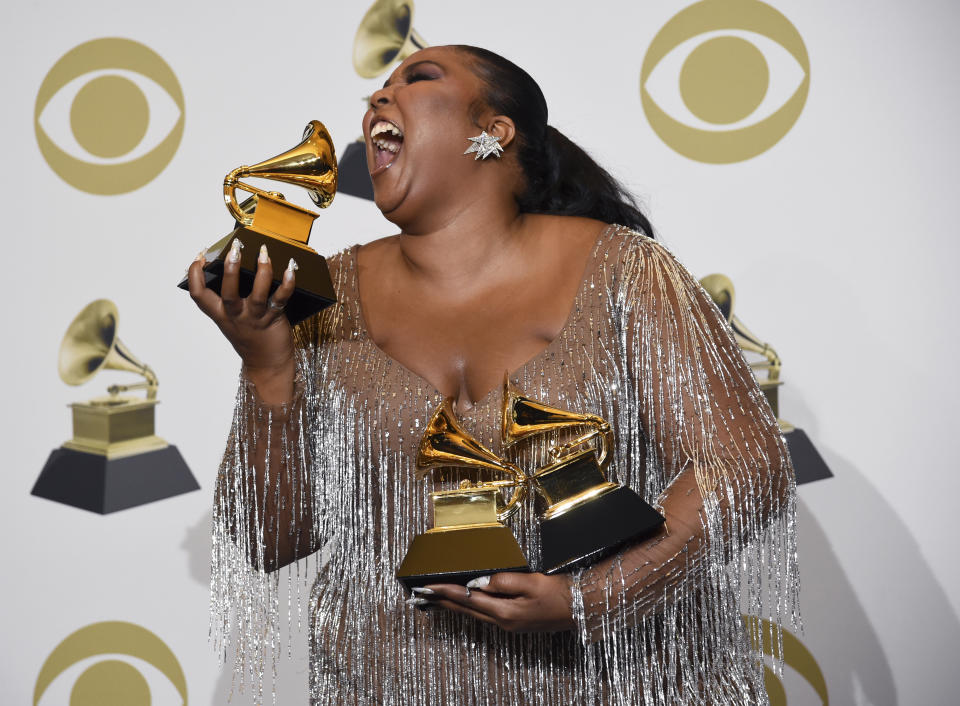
top-left (424, 583), bottom-right (517, 621)
top-left (422, 583), bottom-right (472, 603)
top-left (221, 238), bottom-right (244, 316)
top-left (426, 597), bottom-right (502, 627)
top-left (471, 572), bottom-right (532, 597)
top-left (247, 244), bottom-right (274, 317)
top-left (269, 257), bottom-right (299, 311)
top-left (186, 251), bottom-right (223, 319)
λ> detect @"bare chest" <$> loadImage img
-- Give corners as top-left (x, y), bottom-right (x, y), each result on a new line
top-left (368, 291), bottom-right (572, 407)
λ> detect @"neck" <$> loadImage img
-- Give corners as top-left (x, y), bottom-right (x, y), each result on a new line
top-left (395, 192), bottom-right (527, 289)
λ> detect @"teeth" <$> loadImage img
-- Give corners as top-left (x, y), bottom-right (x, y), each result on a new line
top-left (373, 137), bottom-right (401, 153)
top-left (371, 121), bottom-right (403, 138)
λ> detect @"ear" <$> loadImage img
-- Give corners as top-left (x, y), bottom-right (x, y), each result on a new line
top-left (486, 115), bottom-right (517, 149)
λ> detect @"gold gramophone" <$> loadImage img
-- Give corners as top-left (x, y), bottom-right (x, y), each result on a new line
top-left (338, 0), bottom-right (430, 200)
top-left (502, 380), bottom-right (666, 574)
top-left (699, 273), bottom-right (832, 484)
top-left (32, 300), bottom-right (198, 514)
top-left (699, 274), bottom-right (786, 428)
top-left (396, 399), bottom-right (529, 591)
top-left (177, 120), bottom-right (338, 324)
top-left (354, 0), bottom-right (427, 79)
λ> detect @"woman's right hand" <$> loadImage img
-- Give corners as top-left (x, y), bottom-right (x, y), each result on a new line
top-left (187, 239), bottom-right (298, 404)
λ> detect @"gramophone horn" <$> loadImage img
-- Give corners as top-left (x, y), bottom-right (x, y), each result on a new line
top-left (58, 299), bottom-right (158, 397)
top-left (501, 381), bottom-right (666, 574)
top-left (353, 0), bottom-right (428, 79)
top-left (417, 399), bottom-right (527, 521)
top-left (699, 273), bottom-right (735, 321)
top-left (223, 120), bottom-right (338, 225)
top-left (699, 273), bottom-right (781, 382)
top-left (502, 377), bottom-right (614, 471)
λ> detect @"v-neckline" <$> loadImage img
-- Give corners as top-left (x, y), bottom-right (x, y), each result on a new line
top-left (350, 225), bottom-right (611, 415)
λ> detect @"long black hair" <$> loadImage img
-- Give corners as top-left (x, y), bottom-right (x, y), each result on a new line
top-left (455, 45), bottom-right (653, 237)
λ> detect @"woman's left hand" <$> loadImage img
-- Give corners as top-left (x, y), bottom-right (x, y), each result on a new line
top-left (413, 572), bottom-right (576, 633)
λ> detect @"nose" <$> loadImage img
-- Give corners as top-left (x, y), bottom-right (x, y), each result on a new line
top-left (368, 85), bottom-right (393, 109)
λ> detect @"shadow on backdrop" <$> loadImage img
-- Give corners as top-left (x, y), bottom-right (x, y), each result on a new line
top-left (791, 390), bottom-right (960, 705)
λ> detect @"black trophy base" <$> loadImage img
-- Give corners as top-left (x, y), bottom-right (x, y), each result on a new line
top-left (338, 141), bottom-right (375, 201)
top-left (177, 226), bottom-right (336, 325)
top-left (32, 445), bottom-right (199, 514)
top-left (397, 525), bottom-right (529, 593)
top-left (784, 427), bottom-right (833, 485)
top-left (540, 486), bottom-right (666, 574)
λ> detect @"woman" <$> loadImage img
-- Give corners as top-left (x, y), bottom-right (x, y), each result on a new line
top-left (188, 45), bottom-right (798, 705)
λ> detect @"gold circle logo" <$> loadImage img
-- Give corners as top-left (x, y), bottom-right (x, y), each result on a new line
top-left (33, 621), bottom-right (188, 705)
top-left (641, 0), bottom-right (810, 163)
top-left (35, 38), bottom-right (185, 194)
top-left (745, 615), bottom-right (829, 705)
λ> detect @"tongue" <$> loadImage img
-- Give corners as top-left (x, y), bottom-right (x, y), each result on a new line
top-left (375, 146), bottom-right (396, 170)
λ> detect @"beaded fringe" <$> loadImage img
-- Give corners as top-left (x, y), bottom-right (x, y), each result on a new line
top-left (209, 227), bottom-right (800, 705)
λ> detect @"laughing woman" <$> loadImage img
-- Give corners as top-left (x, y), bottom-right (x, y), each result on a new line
top-left (188, 46), bottom-right (798, 705)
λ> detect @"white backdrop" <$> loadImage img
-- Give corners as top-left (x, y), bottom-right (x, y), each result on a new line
top-left (2, 1), bottom-right (959, 704)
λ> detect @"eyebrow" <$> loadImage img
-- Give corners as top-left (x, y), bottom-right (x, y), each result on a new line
top-left (382, 60), bottom-right (442, 89)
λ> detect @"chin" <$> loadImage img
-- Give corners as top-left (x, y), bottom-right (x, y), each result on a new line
top-left (372, 179), bottom-right (415, 227)
top-left (373, 189), bottom-right (400, 221)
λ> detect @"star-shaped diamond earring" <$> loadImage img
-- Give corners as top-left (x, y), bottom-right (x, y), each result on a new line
top-left (463, 131), bottom-right (504, 160)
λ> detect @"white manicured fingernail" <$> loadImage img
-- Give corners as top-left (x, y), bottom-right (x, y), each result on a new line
top-left (258, 244), bottom-right (269, 264)
top-left (284, 258), bottom-right (298, 281)
top-left (405, 597), bottom-right (429, 606)
top-left (229, 239), bottom-right (243, 263)
top-left (411, 587), bottom-right (435, 595)
top-left (194, 248), bottom-right (207, 262)
top-left (465, 576), bottom-right (490, 590)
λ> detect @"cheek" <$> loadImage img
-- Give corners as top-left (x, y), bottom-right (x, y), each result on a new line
top-left (405, 91), bottom-right (476, 147)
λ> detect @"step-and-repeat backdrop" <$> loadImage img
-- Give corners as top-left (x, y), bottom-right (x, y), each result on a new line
top-left (3, 1), bottom-right (958, 704)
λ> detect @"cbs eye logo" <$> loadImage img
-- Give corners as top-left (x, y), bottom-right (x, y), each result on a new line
top-left (33, 621), bottom-right (188, 706)
top-left (744, 615), bottom-right (829, 706)
top-left (35, 38), bottom-right (185, 195)
top-left (641, 0), bottom-right (809, 164)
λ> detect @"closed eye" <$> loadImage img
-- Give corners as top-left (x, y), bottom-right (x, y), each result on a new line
top-left (407, 71), bottom-right (435, 83)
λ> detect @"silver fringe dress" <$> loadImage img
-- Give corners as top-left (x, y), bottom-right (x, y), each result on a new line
top-left (210, 225), bottom-right (800, 705)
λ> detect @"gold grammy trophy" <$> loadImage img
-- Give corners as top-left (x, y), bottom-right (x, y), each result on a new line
top-left (338, 0), bottom-right (430, 200)
top-left (177, 120), bottom-right (338, 324)
top-left (699, 274), bottom-right (831, 485)
top-left (502, 380), bottom-right (666, 574)
top-left (32, 300), bottom-right (198, 514)
top-left (396, 399), bottom-right (530, 591)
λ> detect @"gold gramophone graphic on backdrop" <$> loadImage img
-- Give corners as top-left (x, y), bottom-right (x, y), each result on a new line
top-left (339, 0), bottom-right (430, 200)
top-left (699, 274), bottom-right (831, 485)
top-left (502, 380), bottom-right (666, 574)
top-left (177, 120), bottom-right (338, 324)
top-left (396, 399), bottom-right (530, 591)
top-left (32, 300), bottom-right (198, 514)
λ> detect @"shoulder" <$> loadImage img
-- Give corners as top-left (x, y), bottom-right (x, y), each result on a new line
top-left (321, 245), bottom-right (354, 287)
top-left (292, 245), bottom-right (362, 344)
top-left (592, 226), bottom-right (714, 330)
top-left (354, 233), bottom-right (400, 270)
top-left (584, 223), bottom-right (677, 288)
top-left (321, 235), bottom-right (395, 295)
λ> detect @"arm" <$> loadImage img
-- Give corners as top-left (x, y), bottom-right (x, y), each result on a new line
top-left (188, 243), bottom-right (328, 683)
top-left (188, 243), bottom-right (325, 573)
top-left (213, 320), bottom-right (324, 573)
top-left (575, 236), bottom-right (798, 642)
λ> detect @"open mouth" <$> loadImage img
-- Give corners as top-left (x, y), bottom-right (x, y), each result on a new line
top-left (371, 120), bottom-right (403, 171)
